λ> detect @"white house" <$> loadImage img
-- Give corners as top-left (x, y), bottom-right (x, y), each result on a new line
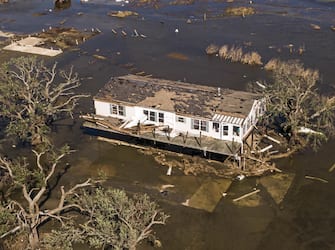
top-left (92, 74), bottom-right (266, 147)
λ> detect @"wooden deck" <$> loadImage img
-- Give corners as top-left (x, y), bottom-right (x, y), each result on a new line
top-left (82, 117), bottom-right (242, 159)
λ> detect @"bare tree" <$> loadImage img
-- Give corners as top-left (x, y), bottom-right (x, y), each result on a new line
top-left (258, 59), bottom-right (335, 148)
top-left (42, 188), bottom-right (169, 250)
top-left (0, 56), bottom-right (88, 145)
top-left (0, 145), bottom-right (95, 249)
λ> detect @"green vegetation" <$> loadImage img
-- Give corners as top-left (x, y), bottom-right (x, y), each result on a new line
top-left (0, 56), bottom-right (168, 250)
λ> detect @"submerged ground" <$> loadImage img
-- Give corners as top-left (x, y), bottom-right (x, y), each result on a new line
top-left (0, 0), bottom-right (335, 249)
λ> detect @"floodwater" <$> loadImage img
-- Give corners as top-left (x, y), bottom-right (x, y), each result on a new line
top-left (1, 0), bottom-right (335, 249)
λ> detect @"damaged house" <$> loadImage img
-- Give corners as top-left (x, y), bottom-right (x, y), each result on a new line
top-left (83, 74), bottom-right (266, 159)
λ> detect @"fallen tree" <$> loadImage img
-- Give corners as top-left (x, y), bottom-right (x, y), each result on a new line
top-left (255, 59), bottom-right (335, 150)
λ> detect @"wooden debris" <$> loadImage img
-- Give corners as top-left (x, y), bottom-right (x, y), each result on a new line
top-left (263, 135), bottom-right (281, 144)
top-left (258, 144), bottom-right (273, 153)
top-left (59, 19), bottom-right (67, 25)
top-left (93, 54), bottom-right (107, 60)
top-left (328, 163), bottom-right (335, 172)
top-left (310, 24), bottom-right (321, 30)
top-left (305, 175), bottom-right (328, 183)
top-left (166, 166), bottom-right (172, 176)
top-left (233, 189), bottom-right (260, 202)
top-left (135, 71), bottom-right (146, 76)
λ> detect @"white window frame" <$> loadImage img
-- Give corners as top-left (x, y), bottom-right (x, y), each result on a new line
top-left (110, 104), bottom-right (126, 116)
top-left (191, 119), bottom-right (208, 132)
top-left (158, 112), bottom-right (164, 123)
top-left (176, 116), bottom-right (186, 123)
top-left (233, 126), bottom-right (240, 136)
top-left (223, 125), bottom-right (229, 136)
top-left (213, 122), bottom-right (219, 133)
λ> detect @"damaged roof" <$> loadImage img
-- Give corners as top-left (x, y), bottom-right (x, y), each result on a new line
top-left (94, 74), bottom-right (261, 119)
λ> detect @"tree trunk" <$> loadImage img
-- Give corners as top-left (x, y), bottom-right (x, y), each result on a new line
top-left (28, 227), bottom-right (39, 250)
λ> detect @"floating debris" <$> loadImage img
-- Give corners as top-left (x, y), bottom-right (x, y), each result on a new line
top-left (166, 52), bottom-right (189, 61)
top-left (112, 29), bottom-right (117, 34)
top-left (329, 163), bottom-right (335, 172)
top-left (166, 166), bottom-right (172, 176)
top-left (205, 44), bottom-right (219, 55)
top-left (331, 25), bottom-right (335, 32)
top-left (108, 10), bottom-right (138, 18)
top-left (59, 19), bottom-right (67, 25)
top-left (233, 189), bottom-right (260, 202)
top-left (93, 54), bottom-right (107, 60)
top-left (305, 175), bottom-right (328, 183)
top-left (0, 30), bottom-right (14, 38)
top-left (236, 174), bottom-right (245, 181)
top-left (121, 30), bottom-right (127, 36)
top-left (310, 23), bottom-right (321, 30)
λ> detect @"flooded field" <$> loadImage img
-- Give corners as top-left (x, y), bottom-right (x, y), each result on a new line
top-left (1, 0), bottom-right (335, 249)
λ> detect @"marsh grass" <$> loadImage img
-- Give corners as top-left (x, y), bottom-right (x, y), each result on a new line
top-left (218, 45), bottom-right (262, 65)
top-left (224, 7), bottom-right (255, 16)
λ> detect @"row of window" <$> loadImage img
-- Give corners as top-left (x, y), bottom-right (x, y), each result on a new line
top-left (109, 104), bottom-right (240, 136)
top-left (143, 110), bottom-right (164, 123)
top-left (191, 119), bottom-right (240, 136)
top-left (110, 104), bottom-right (125, 116)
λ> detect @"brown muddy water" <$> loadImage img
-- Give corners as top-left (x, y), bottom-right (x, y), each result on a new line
top-left (1, 0), bottom-right (335, 249)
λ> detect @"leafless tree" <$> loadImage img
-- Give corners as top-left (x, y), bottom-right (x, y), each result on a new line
top-left (0, 56), bottom-right (88, 145)
top-left (0, 145), bottom-right (95, 249)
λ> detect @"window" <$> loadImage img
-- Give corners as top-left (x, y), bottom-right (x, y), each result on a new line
top-left (111, 104), bottom-right (118, 115)
top-left (201, 120), bottom-right (208, 132)
top-left (177, 116), bottom-right (185, 123)
top-left (192, 119), bottom-right (200, 130)
top-left (158, 113), bottom-right (164, 123)
top-left (192, 119), bottom-right (208, 132)
top-left (223, 125), bottom-right (229, 136)
top-left (143, 110), bottom-right (149, 117)
top-left (110, 104), bottom-right (125, 116)
top-left (213, 122), bottom-right (219, 133)
top-left (118, 106), bottom-right (125, 116)
top-left (149, 111), bottom-right (156, 122)
top-left (233, 126), bottom-right (240, 136)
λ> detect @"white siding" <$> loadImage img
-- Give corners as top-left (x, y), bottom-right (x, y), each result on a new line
top-left (94, 100), bottom-right (111, 117)
top-left (94, 98), bottom-right (265, 144)
top-left (242, 99), bottom-right (266, 139)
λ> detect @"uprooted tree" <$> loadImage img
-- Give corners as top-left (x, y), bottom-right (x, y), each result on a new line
top-left (0, 56), bottom-right (88, 145)
top-left (257, 59), bottom-right (335, 149)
